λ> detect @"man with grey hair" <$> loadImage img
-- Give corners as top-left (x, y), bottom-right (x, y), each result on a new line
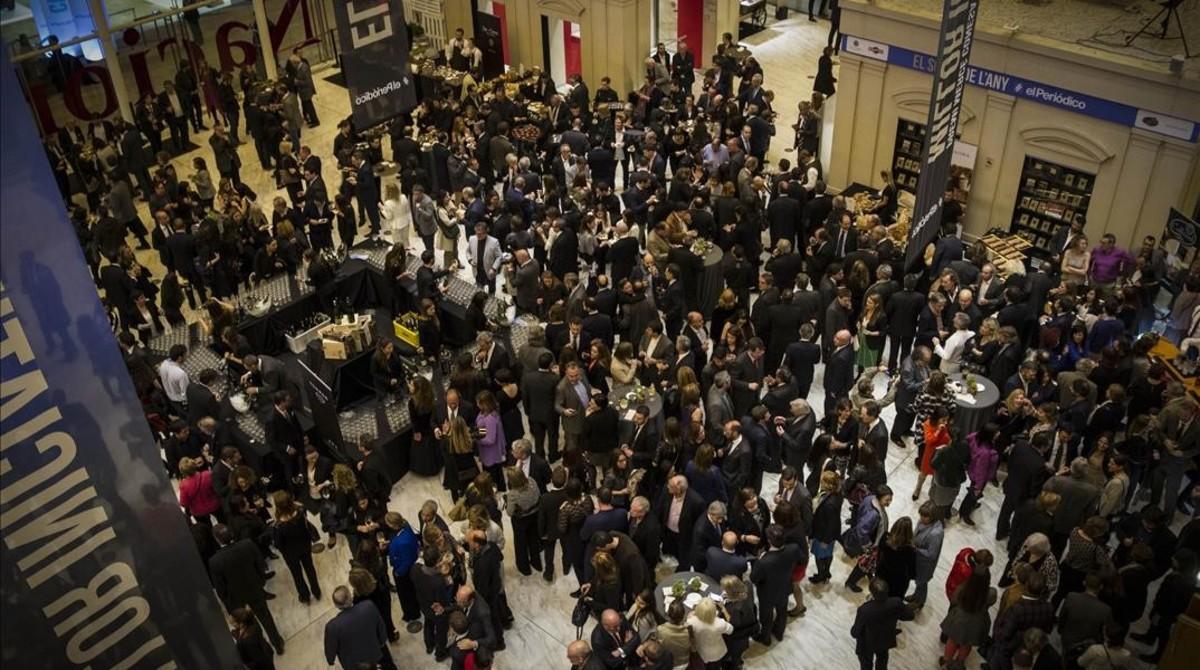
top-left (658, 474), bottom-right (705, 570)
top-left (512, 437), bottom-right (551, 492)
top-left (691, 500), bottom-right (729, 573)
top-left (933, 311), bottom-right (975, 374)
top-left (1057, 357), bottom-right (1098, 408)
top-left (324, 584), bottom-right (392, 669)
top-left (1043, 457), bottom-right (1102, 555)
top-left (627, 495), bottom-right (661, 571)
top-left (475, 330), bottom-right (511, 377)
top-left (778, 398), bottom-right (817, 475)
top-left (706, 371), bottom-right (735, 447)
top-left (823, 329), bottom-right (855, 414)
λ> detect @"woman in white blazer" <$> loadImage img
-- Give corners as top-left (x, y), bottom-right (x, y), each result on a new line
top-left (379, 183), bottom-right (412, 246)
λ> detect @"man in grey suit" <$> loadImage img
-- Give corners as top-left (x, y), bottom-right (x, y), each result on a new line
top-left (1056, 358), bottom-right (1098, 409)
top-left (467, 222), bottom-right (502, 293)
top-left (706, 371), bottom-right (736, 448)
top-left (505, 248), bottom-right (541, 316)
top-left (412, 185), bottom-right (438, 252)
top-left (555, 361), bottom-right (592, 464)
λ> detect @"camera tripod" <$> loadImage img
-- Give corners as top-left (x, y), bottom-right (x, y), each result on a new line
top-left (1126, 0), bottom-right (1191, 58)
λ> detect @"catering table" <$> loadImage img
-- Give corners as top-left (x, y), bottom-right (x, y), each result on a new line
top-left (1150, 337), bottom-right (1200, 401)
top-left (839, 182), bottom-right (873, 201)
top-left (609, 382), bottom-right (665, 442)
top-left (654, 571), bottom-right (723, 620)
top-left (697, 245), bottom-right (726, 318)
top-left (947, 373), bottom-right (1001, 436)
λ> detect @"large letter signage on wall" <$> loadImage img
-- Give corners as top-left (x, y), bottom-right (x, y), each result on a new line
top-left (902, 0), bottom-right (980, 272)
top-left (0, 51), bottom-right (239, 668)
top-left (333, 0), bottom-right (419, 130)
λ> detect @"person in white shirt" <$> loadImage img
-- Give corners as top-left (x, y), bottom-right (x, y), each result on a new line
top-left (933, 312), bottom-right (975, 374)
top-left (159, 344), bottom-right (190, 412)
top-left (686, 597), bottom-right (733, 664)
top-left (379, 183), bottom-right (412, 246)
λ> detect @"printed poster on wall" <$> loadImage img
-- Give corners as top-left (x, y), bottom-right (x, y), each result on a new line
top-left (905, 0), bottom-right (980, 272)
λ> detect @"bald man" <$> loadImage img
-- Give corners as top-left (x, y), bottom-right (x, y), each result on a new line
top-left (705, 530), bottom-right (749, 581)
top-left (590, 609), bottom-right (640, 668)
top-left (568, 639), bottom-right (604, 670)
top-left (823, 329), bottom-right (855, 414)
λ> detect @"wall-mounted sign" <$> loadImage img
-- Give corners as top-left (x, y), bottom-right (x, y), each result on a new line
top-left (842, 33), bottom-right (1199, 143)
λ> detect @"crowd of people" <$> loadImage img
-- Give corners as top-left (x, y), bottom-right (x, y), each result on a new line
top-left (44, 16), bottom-right (1200, 670)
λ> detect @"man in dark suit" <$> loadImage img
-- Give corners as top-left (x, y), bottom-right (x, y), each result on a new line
top-left (415, 250), bottom-right (452, 303)
top-left (996, 432), bottom-right (1051, 539)
top-left (475, 331), bottom-right (512, 379)
top-left (751, 525), bottom-right (802, 644)
top-left (766, 182), bottom-right (803, 249)
top-left (823, 288), bottom-right (854, 360)
top-left (777, 400), bottom-right (817, 476)
top-left (350, 149), bottom-right (381, 235)
top-left (607, 225), bottom-right (641, 286)
top-left (627, 496), bottom-right (661, 575)
top-left (453, 585), bottom-right (497, 653)
top-left (782, 323), bottom-right (821, 397)
top-left (656, 475), bottom-right (705, 571)
top-left (323, 585), bottom-right (391, 670)
top-left (850, 578), bottom-right (916, 669)
top-left (987, 326), bottom-right (1024, 390)
top-left (434, 388), bottom-right (478, 437)
top-left (555, 362), bottom-right (593, 458)
top-left (705, 531), bottom-right (749, 580)
top-left (522, 352), bottom-right (562, 462)
top-left (209, 524), bottom-right (285, 653)
top-left (264, 390), bottom-right (304, 485)
top-left (730, 338), bottom-right (767, 418)
top-left (859, 401), bottom-right (890, 475)
top-left (660, 264), bottom-right (686, 338)
top-left (512, 439), bottom-right (551, 493)
top-left (764, 289), bottom-right (806, 372)
top-left (538, 467), bottom-right (570, 582)
top-left (765, 239), bottom-right (804, 293)
top-left (504, 249), bottom-right (541, 315)
top-left (622, 406), bottom-right (657, 471)
top-left (823, 330), bottom-right (855, 415)
top-left (802, 183), bottom-right (833, 240)
top-left (582, 298), bottom-right (615, 350)
top-left (828, 212), bottom-right (859, 256)
top-left (690, 501), bottom-right (729, 573)
top-left (186, 368), bottom-right (222, 425)
top-left (467, 531), bottom-right (510, 650)
top-left (931, 227), bottom-right (964, 274)
top-left (590, 609), bottom-right (640, 668)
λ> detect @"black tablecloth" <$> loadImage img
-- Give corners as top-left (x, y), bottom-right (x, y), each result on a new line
top-left (947, 373), bottom-right (1001, 436)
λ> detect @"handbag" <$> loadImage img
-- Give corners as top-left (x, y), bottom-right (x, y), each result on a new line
top-left (855, 545), bottom-right (880, 574)
top-left (570, 596), bottom-right (591, 639)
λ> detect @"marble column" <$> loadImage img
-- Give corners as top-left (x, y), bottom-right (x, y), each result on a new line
top-left (848, 58), bottom-right (886, 187)
top-left (827, 55), bottom-right (862, 190)
top-left (1138, 139), bottom-right (1199, 244)
top-left (1106, 130), bottom-right (1162, 248)
top-left (970, 92), bottom-right (1016, 240)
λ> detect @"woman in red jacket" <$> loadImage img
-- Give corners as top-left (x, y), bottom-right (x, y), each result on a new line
top-left (178, 456), bottom-right (222, 524)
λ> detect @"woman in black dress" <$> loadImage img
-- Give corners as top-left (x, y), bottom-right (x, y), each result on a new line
top-left (585, 341), bottom-right (611, 394)
top-left (875, 517), bottom-right (917, 599)
top-left (408, 375), bottom-right (440, 476)
top-left (417, 298), bottom-right (442, 365)
top-left (333, 193), bottom-right (358, 248)
top-left (813, 46), bottom-right (837, 97)
top-left (270, 491), bottom-right (322, 604)
top-left (351, 541), bottom-right (399, 642)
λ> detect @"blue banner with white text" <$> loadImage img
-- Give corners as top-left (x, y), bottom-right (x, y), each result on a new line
top-left (0, 51), bottom-right (239, 668)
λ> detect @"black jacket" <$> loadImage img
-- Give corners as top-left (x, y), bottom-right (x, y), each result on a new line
top-left (851, 597), bottom-right (915, 653)
top-left (209, 539), bottom-right (269, 608)
top-left (885, 290), bottom-right (926, 338)
top-left (823, 345), bottom-right (855, 398)
top-left (749, 544), bottom-right (801, 604)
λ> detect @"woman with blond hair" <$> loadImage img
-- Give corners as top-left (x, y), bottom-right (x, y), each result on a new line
top-left (582, 549), bottom-right (622, 616)
top-left (379, 182), bottom-right (412, 246)
top-left (809, 469), bottom-right (844, 583)
top-left (443, 416), bottom-right (480, 502)
top-left (687, 597), bottom-right (734, 668)
top-left (271, 490), bottom-right (322, 603)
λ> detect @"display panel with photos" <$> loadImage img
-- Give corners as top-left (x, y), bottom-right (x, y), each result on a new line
top-left (1009, 155), bottom-right (1094, 259)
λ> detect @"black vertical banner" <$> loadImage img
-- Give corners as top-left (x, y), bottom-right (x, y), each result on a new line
top-left (477, 12), bottom-right (505, 80)
top-left (904, 0), bottom-right (980, 272)
top-left (333, 0), bottom-right (419, 130)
